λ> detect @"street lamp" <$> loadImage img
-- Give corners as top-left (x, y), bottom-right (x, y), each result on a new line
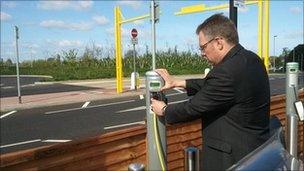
top-left (273, 35), bottom-right (277, 72)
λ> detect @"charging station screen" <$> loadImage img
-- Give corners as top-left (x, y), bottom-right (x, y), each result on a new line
top-left (150, 82), bottom-right (160, 88)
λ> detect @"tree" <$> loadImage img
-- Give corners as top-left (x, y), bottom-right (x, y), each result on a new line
top-left (63, 49), bottom-right (78, 62)
top-left (280, 47), bottom-right (290, 58)
top-left (4, 58), bottom-right (13, 66)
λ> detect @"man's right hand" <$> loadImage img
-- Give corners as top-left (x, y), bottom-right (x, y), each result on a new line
top-left (155, 69), bottom-right (186, 91)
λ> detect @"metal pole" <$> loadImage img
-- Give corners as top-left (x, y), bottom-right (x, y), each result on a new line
top-left (263, 0), bottom-right (270, 73)
top-left (229, 0), bottom-right (237, 28)
top-left (114, 7), bottom-right (123, 93)
top-left (133, 43), bottom-right (137, 90)
top-left (184, 147), bottom-right (201, 171)
top-left (151, 0), bottom-right (156, 70)
top-left (257, 1), bottom-right (263, 59)
top-left (128, 163), bottom-right (145, 171)
top-left (285, 62), bottom-right (299, 158)
top-left (15, 26), bottom-right (22, 104)
top-left (273, 35), bottom-right (277, 71)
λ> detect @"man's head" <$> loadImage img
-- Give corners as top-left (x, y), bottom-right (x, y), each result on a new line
top-left (196, 13), bottom-right (239, 65)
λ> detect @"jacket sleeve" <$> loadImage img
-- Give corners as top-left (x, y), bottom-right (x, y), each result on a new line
top-left (185, 79), bottom-right (206, 96)
top-left (165, 67), bottom-right (235, 124)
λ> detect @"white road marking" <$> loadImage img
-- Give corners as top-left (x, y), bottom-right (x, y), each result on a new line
top-left (116, 99), bottom-right (188, 113)
top-left (1, 86), bottom-right (15, 89)
top-left (166, 92), bottom-right (186, 97)
top-left (21, 84), bottom-right (35, 88)
top-left (116, 106), bottom-right (146, 113)
top-left (173, 87), bottom-right (185, 93)
top-left (0, 110), bottom-right (17, 119)
top-left (82, 101), bottom-right (90, 108)
top-left (42, 139), bottom-right (71, 143)
top-left (45, 99), bottom-right (136, 115)
top-left (104, 121), bottom-right (145, 130)
top-left (0, 139), bottom-right (41, 148)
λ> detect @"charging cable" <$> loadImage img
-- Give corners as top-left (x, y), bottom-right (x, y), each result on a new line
top-left (153, 112), bottom-right (166, 171)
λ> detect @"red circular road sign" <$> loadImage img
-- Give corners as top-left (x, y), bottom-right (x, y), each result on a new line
top-left (131, 28), bottom-right (138, 38)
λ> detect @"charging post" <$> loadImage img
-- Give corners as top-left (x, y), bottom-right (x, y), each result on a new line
top-left (285, 62), bottom-right (299, 160)
top-left (145, 71), bottom-right (167, 171)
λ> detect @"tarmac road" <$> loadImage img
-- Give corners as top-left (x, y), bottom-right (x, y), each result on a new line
top-left (0, 75), bottom-right (52, 87)
top-left (0, 83), bottom-right (101, 98)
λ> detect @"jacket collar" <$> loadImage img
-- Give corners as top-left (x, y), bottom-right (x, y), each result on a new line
top-left (220, 43), bottom-right (244, 64)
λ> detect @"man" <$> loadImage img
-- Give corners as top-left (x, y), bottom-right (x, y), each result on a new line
top-left (151, 13), bottom-right (270, 170)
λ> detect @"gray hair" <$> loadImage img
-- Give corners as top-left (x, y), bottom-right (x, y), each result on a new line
top-left (196, 13), bottom-right (239, 45)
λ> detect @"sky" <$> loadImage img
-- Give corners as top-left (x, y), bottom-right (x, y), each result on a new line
top-left (0, 0), bottom-right (303, 62)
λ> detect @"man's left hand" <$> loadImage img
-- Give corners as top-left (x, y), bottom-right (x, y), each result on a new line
top-left (151, 98), bottom-right (167, 116)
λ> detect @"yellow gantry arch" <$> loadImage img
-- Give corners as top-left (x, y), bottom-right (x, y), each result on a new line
top-left (174, 0), bottom-right (270, 72)
top-left (114, 1), bottom-right (270, 93)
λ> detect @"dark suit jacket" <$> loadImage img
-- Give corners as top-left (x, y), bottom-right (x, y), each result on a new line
top-left (165, 44), bottom-right (270, 170)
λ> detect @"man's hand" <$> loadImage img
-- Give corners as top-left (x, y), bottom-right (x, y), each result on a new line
top-left (151, 98), bottom-right (167, 116)
top-left (155, 69), bottom-right (176, 91)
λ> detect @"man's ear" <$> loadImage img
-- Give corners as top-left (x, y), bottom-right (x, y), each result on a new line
top-left (218, 39), bottom-right (224, 50)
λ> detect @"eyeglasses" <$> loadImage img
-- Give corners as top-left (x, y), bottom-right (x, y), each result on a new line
top-left (199, 38), bottom-right (215, 52)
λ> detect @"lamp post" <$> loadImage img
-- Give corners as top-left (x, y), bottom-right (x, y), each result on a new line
top-left (273, 35), bottom-right (277, 72)
top-left (14, 26), bottom-right (22, 104)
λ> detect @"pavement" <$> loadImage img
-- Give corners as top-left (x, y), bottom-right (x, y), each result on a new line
top-left (0, 74), bottom-right (203, 112)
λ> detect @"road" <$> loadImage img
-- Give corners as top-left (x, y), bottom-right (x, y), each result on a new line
top-left (0, 74), bottom-right (303, 154)
top-left (0, 75), bottom-right (101, 98)
top-left (0, 75), bottom-right (52, 87)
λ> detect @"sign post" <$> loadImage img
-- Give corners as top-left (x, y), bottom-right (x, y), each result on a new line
top-left (131, 28), bottom-right (139, 90)
top-left (15, 26), bottom-right (22, 104)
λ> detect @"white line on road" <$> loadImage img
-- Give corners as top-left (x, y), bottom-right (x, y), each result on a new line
top-left (0, 139), bottom-right (41, 148)
top-left (104, 121), bottom-right (145, 130)
top-left (45, 99), bottom-right (136, 115)
top-left (82, 101), bottom-right (90, 108)
top-left (166, 92), bottom-right (186, 97)
top-left (173, 87), bottom-right (185, 93)
top-left (21, 84), bottom-right (35, 88)
top-left (116, 106), bottom-right (146, 113)
top-left (42, 139), bottom-right (71, 143)
top-left (1, 86), bottom-right (15, 89)
top-left (116, 99), bottom-right (188, 113)
top-left (0, 110), bottom-right (17, 119)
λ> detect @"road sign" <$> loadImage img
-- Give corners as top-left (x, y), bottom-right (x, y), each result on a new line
top-left (131, 37), bottom-right (138, 45)
top-left (131, 28), bottom-right (138, 38)
top-left (234, 0), bottom-right (245, 9)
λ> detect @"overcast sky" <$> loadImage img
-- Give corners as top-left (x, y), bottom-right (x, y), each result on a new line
top-left (1, 0), bottom-right (303, 62)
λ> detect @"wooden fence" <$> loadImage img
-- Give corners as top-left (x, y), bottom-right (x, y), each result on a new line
top-left (1, 92), bottom-right (303, 170)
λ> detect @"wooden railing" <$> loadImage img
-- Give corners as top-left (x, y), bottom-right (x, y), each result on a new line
top-left (1, 92), bottom-right (303, 170)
